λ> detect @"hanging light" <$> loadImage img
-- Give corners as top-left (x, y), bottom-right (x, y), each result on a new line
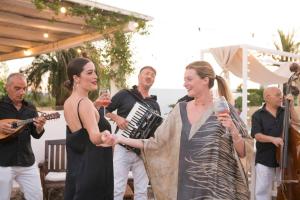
top-left (60, 6), bottom-right (67, 14)
top-left (77, 49), bottom-right (82, 53)
top-left (43, 33), bottom-right (49, 38)
top-left (127, 21), bottom-right (139, 31)
top-left (24, 50), bottom-right (32, 56)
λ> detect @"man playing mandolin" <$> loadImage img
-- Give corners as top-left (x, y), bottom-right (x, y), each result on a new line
top-left (0, 73), bottom-right (46, 200)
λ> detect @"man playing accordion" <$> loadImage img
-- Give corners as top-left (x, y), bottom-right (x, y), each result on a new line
top-left (106, 66), bottom-right (161, 200)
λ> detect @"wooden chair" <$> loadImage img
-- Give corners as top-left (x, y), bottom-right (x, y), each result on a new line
top-left (39, 139), bottom-right (66, 200)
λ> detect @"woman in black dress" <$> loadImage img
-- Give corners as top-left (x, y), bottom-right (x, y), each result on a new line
top-left (63, 57), bottom-right (115, 200)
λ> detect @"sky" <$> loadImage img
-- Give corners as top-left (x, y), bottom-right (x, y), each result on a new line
top-left (4, 0), bottom-right (300, 90)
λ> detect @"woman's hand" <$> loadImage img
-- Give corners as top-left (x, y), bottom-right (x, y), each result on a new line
top-left (217, 112), bottom-right (245, 157)
top-left (114, 134), bottom-right (144, 149)
top-left (216, 112), bottom-right (236, 132)
top-left (97, 130), bottom-right (116, 147)
top-left (94, 93), bottom-right (111, 109)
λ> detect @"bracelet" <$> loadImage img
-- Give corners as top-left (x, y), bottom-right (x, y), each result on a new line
top-left (232, 135), bottom-right (244, 144)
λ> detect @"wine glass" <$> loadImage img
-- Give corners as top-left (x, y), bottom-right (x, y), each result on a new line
top-left (98, 89), bottom-right (111, 115)
top-left (213, 96), bottom-right (231, 138)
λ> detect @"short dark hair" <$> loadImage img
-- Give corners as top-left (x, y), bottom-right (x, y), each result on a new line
top-left (139, 66), bottom-right (156, 75)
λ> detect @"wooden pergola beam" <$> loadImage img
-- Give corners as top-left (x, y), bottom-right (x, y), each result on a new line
top-left (0, 45), bottom-right (16, 53)
top-left (1, 0), bottom-right (85, 25)
top-left (66, 0), bottom-right (153, 21)
top-left (0, 38), bottom-right (43, 49)
top-left (0, 11), bottom-right (85, 34)
top-left (0, 23), bottom-right (133, 62)
top-left (0, 0), bottom-right (151, 62)
top-left (0, 25), bottom-right (62, 42)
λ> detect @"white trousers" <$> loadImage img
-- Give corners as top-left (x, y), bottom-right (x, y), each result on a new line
top-left (255, 163), bottom-right (277, 200)
top-left (113, 144), bottom-right (148, 200)
top-left (0, 163), bottom-right (43, 200)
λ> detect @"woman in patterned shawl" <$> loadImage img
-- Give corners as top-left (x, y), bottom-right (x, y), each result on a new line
top-left (116, 61), bottom-right (253, 200)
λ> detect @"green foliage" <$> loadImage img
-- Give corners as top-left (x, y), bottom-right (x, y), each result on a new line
top-left (274, 29), bottom-right (300, 61)
top-left (22, 44), bottom-right (102, 107)
top-left (235, 88), bottom-right (264, 111)
top-left (0, 79), bottom-right (5, 97)
top-left (104, 32), bottom-right (134, 88)
top-left (0, 62), bottom-right (9, 97)
top-left (32, 0), bottom-right (148, 89)
top-left (25, 92), bottom-right (55, 107)
top-left (236, 84), bottom-right (242, 93)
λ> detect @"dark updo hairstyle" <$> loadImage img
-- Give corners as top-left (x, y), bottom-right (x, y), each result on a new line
top-left (64, 57), bottom-right (91, 90)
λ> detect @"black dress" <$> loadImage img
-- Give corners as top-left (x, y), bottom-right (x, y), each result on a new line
top-left (64, 102), bottom-right (113, 200)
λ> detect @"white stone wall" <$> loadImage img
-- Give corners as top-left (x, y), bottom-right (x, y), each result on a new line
top-left (31, 110), bottom-right (66, 164)
top-left (31, 110), bottom-right (117, 163)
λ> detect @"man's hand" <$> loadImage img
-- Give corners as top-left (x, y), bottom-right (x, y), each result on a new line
top-left (33, 116), bottom-right (46, 134)
top-left (0, 121), bottom-right (15, 135)
top-left (286, 94), bottom-right (294, 106)
top-left (115, 115), bottom-right (129, 130)
top-left (272, 137), bottom-right (284, 147)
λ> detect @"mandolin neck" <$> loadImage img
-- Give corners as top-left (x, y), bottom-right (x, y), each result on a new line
top-left (12, 118), bottom-right (34, 128)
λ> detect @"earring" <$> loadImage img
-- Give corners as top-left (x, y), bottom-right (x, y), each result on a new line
top-left (73, 82), bottom-right (78, 90)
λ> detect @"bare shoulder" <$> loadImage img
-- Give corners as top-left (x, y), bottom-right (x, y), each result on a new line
top-left (63, 97), bottom-right (71, 108)
top-left (78, 97), bottom-right (94, 112)
top-left (78, 97), bottom-right (93, 106)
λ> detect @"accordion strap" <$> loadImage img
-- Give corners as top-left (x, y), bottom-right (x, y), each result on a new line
top-left (125, 89), bottom-right (152, 109)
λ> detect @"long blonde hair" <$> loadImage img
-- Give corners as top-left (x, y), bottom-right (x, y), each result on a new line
top-left (185, 61), bottom-right (233, 104)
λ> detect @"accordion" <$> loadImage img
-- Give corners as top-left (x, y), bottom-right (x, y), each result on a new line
top-left (116, 102), bottom-right (163, 154)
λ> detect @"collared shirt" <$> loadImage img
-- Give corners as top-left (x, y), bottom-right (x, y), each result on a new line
top-left (251, 103), bottom-right (284, 167)
top-left (0, 96), bottom-right (44, 167)
top-left (107, 85), bottom-right (161, 118)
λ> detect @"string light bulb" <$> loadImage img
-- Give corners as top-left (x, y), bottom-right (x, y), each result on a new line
top-left (60, 6), bottom-right (67, 14)
top-left (43, 33), bottom-right (49, 38)
top-left (24, 50), bottom-right (32, 56)
top-left (127, 21), bottom-right (139, 31)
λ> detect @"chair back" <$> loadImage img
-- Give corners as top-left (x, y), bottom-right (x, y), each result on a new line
top-left (44, 139), bottom-right (66, 173)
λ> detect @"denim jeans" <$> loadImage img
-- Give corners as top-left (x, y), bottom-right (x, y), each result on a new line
top-left (0, 163), bottom-right (43, 200)
top-left (113, 144), bottom-right (148, 200)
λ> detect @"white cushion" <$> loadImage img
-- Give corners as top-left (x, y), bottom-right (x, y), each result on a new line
top-left (45, 172), bottom-right (66, 181)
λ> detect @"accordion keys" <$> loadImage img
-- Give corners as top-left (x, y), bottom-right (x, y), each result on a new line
top-left (115, 102), bottom-right (163, 154)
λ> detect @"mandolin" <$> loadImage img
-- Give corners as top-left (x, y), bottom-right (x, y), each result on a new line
top-left (0, 112), bottom-right (60, 141)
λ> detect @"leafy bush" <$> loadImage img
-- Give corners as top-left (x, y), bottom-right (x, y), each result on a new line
top-left (0, 79), bottom-right (5, 97)
top-left (235, 88), bottom-right (264, 111)
top-left (25, 92), bottom-right (55, 108)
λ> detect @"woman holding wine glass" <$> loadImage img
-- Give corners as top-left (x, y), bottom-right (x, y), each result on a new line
top-left (115, 61), bottom-right (253, 200)
top-left (63, 57), bottom-right (115, 200)
top-left (95, 88), bottom-right (111, 115)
